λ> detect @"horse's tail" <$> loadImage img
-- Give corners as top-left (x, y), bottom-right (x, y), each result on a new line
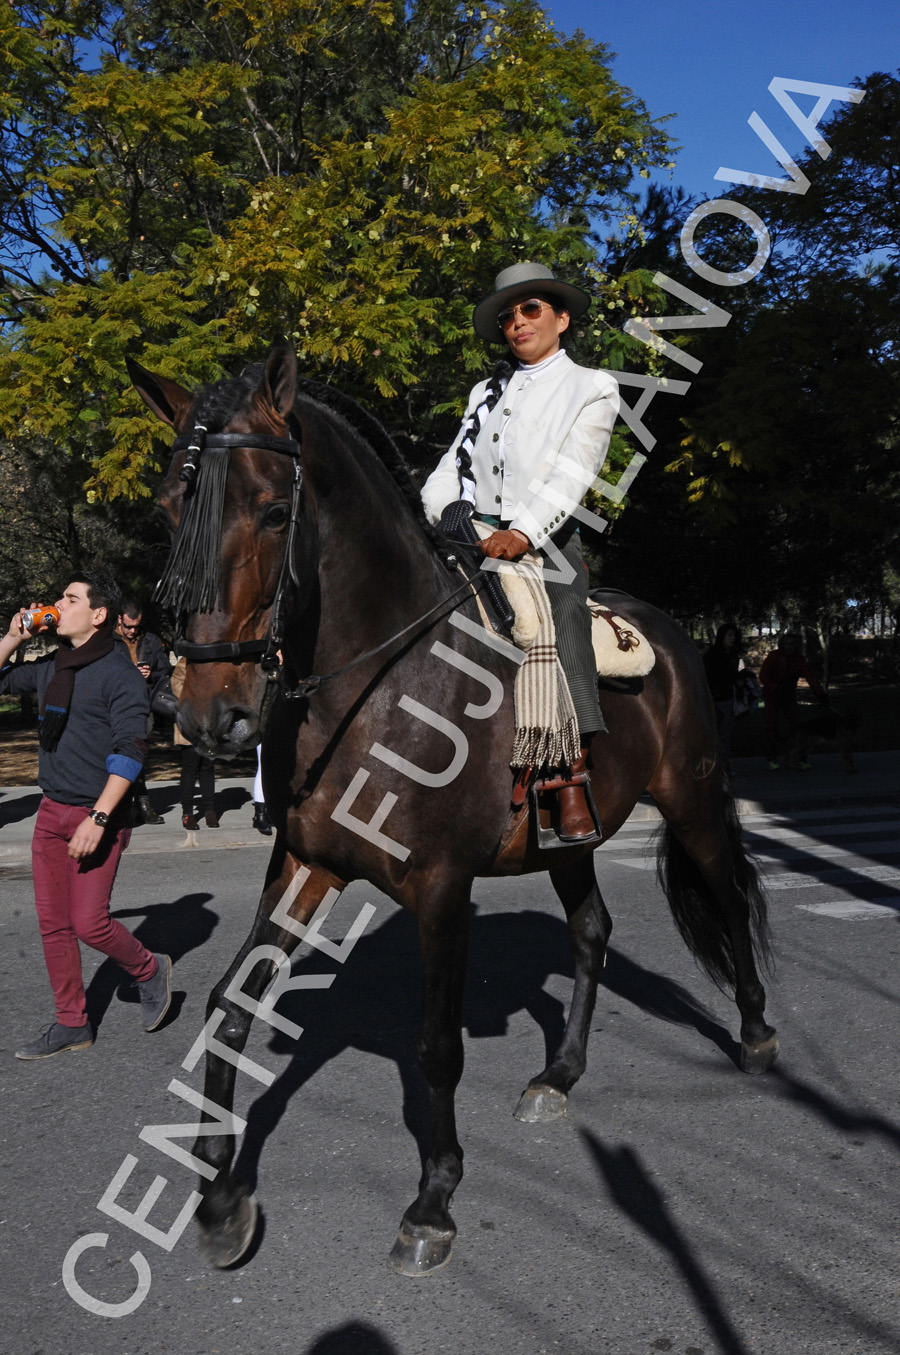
top-left (655, 783), bottom-right (772, 992)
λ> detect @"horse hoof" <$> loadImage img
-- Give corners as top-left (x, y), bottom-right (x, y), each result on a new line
top-left (387, 1224), bottom-right (454, 1277)
top-left (740, 1033), bottom-right (779, 1074)
top-left (513, 1084), bottom-right (568, 1122)
top-left (197, 1194), bottom-right (259, 1269)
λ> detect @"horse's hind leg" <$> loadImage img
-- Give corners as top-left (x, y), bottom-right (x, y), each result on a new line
top-left (653, 768), bottom-right (778, 1074)
top-left (514, 853), bottom-right (611, 1123)
top-left (190, 850), bottom-right (346, 1268)
top-left (389, 881), bottom-right (471, 1277)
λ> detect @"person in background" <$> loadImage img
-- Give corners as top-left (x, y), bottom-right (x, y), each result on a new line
top-left (171, 656), bottom-right (218, 828)
top-left (759, 632), bottom-right (828, 769)
top-left (0, 571), bottom-right (171, 1058)
top-left (703, 623), bottom-right (743, 763)
top-left (116, 600), bottom-right (169, 824)
top-left (252, 745), bottom-right (273, 835)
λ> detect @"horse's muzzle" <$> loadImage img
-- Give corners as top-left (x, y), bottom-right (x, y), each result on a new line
top-left (177, 701), bottom-right (260, 758)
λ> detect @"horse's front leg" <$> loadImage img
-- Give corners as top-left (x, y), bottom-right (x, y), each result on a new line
top-left (515, 853), bottom-right (611, 1123)
top-left (191, 848), bottom-right (346, 1268)
top-left (389, 883), bottom-right (471, 1277)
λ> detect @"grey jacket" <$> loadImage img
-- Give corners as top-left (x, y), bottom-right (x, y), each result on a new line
top-left (0, 648), bottom-right (149, 804)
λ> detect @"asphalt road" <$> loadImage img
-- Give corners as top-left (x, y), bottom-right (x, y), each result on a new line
top-left (1, 802), bottom-right (898, 1355)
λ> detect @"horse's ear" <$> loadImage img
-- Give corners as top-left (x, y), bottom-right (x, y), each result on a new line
top-left (261, 343), bottom-right (298, 419)
top-left (126, 357), bottom-right (193, 428)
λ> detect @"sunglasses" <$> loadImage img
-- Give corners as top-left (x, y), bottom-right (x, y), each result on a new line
top-left (497, 299), bottom-right (552, 329)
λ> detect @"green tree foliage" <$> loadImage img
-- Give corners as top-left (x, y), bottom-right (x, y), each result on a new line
top-left (0, 0), bottom-right (672, 510)
top-left (606, 76), bottom-right (900, 630)
top-left (0, 434), bottom-right (169, 617)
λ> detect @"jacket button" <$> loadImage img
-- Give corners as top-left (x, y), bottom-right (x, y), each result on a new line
top-left (492, 465), bottom-right (499, 474)
top-left (492, 433), bottom-right (499, 442)
top-left (495, 495), bottom-right (501, 504)
top-left (503, 408), bottom-right (511, 416)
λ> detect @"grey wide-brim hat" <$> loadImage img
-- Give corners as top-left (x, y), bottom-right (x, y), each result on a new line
top-left (472, 261), bottom-right (591, 343)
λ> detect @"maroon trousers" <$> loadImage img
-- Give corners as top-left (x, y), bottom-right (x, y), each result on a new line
top-left (31, 797), bottom-right (156, 1026)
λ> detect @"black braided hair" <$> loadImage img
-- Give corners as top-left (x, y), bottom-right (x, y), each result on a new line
top-left (454, 358), bottom-right (515, 495)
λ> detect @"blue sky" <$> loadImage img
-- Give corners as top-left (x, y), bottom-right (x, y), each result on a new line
top-left (546, 0), bottom-right (899, 202)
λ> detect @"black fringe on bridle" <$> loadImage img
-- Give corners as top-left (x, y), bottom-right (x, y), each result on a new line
top-left (154, 368), bottom-right (272, 616)
top-left (155, 441), bottom-right (230, 614)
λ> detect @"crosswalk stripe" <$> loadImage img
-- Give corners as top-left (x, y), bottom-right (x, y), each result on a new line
top-left (610, 838), bottom-right (899, 860)
top-left (614, 805), bottom-right (900, 832)
top-left (752, 842), bottom-right (900, 861)
top-left (799, 898), bottom-right (900, 919)
top-left (738, 803), bottom-right (900, 825)
top-left (744, 819), bottom-right (899, 843)
top-left (608, 821), bottom-right (899, 854)
top-left (763, 864), bottom-right (900, 890)
top-left (608, 809), bottom-right (900, 920)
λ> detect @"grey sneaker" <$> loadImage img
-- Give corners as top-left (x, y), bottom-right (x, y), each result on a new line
top-left (15, 1021), bottom-right (94, 1060)
top-left (138, 954), bottom-right (172, 1032)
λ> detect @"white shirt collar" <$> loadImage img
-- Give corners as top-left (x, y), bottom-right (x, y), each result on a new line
top-left (517, 348), bottom-right (568, 377)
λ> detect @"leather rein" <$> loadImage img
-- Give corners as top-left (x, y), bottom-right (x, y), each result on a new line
top-left (165, 425), bottom-right (485, 707)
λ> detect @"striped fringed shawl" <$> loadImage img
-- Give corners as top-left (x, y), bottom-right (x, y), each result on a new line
top-left (502, 556), bottom-right (580, 773)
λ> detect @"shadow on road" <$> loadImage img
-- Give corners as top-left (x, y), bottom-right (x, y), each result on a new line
top-left (766, 1065), bottom-right (900, 1151)
top-left (85, 890), bottom-right (217, 1030)
top-left (0, 790), bottom-right (42, 827)
top-left (142, 783), bottom-right (253, 820)
top-left (603, 947), bottom-right (740, 1066)
top-left (581, 1129), bottom-right (752, 1355)
top-left (305, 1323), bottom-right (399, 1354)
top-left (231, 904), bottom-right (736, 1191)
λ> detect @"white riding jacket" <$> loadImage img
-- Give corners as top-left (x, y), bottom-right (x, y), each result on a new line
top-left (421, 351), bottom-right (619, 546)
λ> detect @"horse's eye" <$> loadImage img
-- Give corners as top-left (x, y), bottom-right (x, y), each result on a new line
top-left (262, 503), bottom-right (290, 528)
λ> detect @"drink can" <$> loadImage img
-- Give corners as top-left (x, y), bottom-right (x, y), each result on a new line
top-left (22, 605), bottom-right (60, 633)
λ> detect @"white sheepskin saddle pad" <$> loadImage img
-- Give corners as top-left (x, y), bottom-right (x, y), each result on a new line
top-left (586, 598), bottom-right (655, 678)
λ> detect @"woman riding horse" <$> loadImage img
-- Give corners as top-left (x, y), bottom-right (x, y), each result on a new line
top-left (422, 262), bottom-right (619, 843)
top-left (129, 341), bottom-right (777, 1277)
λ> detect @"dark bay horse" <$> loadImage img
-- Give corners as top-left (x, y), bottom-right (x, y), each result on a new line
top-left (131, 343), bottom-right (777, 1275)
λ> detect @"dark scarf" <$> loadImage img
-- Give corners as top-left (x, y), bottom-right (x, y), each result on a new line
top-left (39, 629), bottom-right (116, 752)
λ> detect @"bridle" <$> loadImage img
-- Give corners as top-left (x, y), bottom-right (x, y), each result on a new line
top-left (165, 426), bottom-right (304, 684)
top-left (160, 423), bottom-right (487, 712)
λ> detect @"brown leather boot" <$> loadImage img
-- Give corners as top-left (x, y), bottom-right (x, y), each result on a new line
top-left (556, 752), bottom-right (600, 843)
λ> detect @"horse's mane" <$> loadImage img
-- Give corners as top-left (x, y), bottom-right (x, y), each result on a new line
top-left (189, 364), bottom-right (446, 557)
top-left (292, 376), bottom-right (447, 557)
top-left (186, 367), bottom-right (261, 432)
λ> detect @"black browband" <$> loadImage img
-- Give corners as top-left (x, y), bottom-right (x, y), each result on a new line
top-left (172, 428), bottom-right (301, 488)
top-left (171, 431), bottom-right (302, 454)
